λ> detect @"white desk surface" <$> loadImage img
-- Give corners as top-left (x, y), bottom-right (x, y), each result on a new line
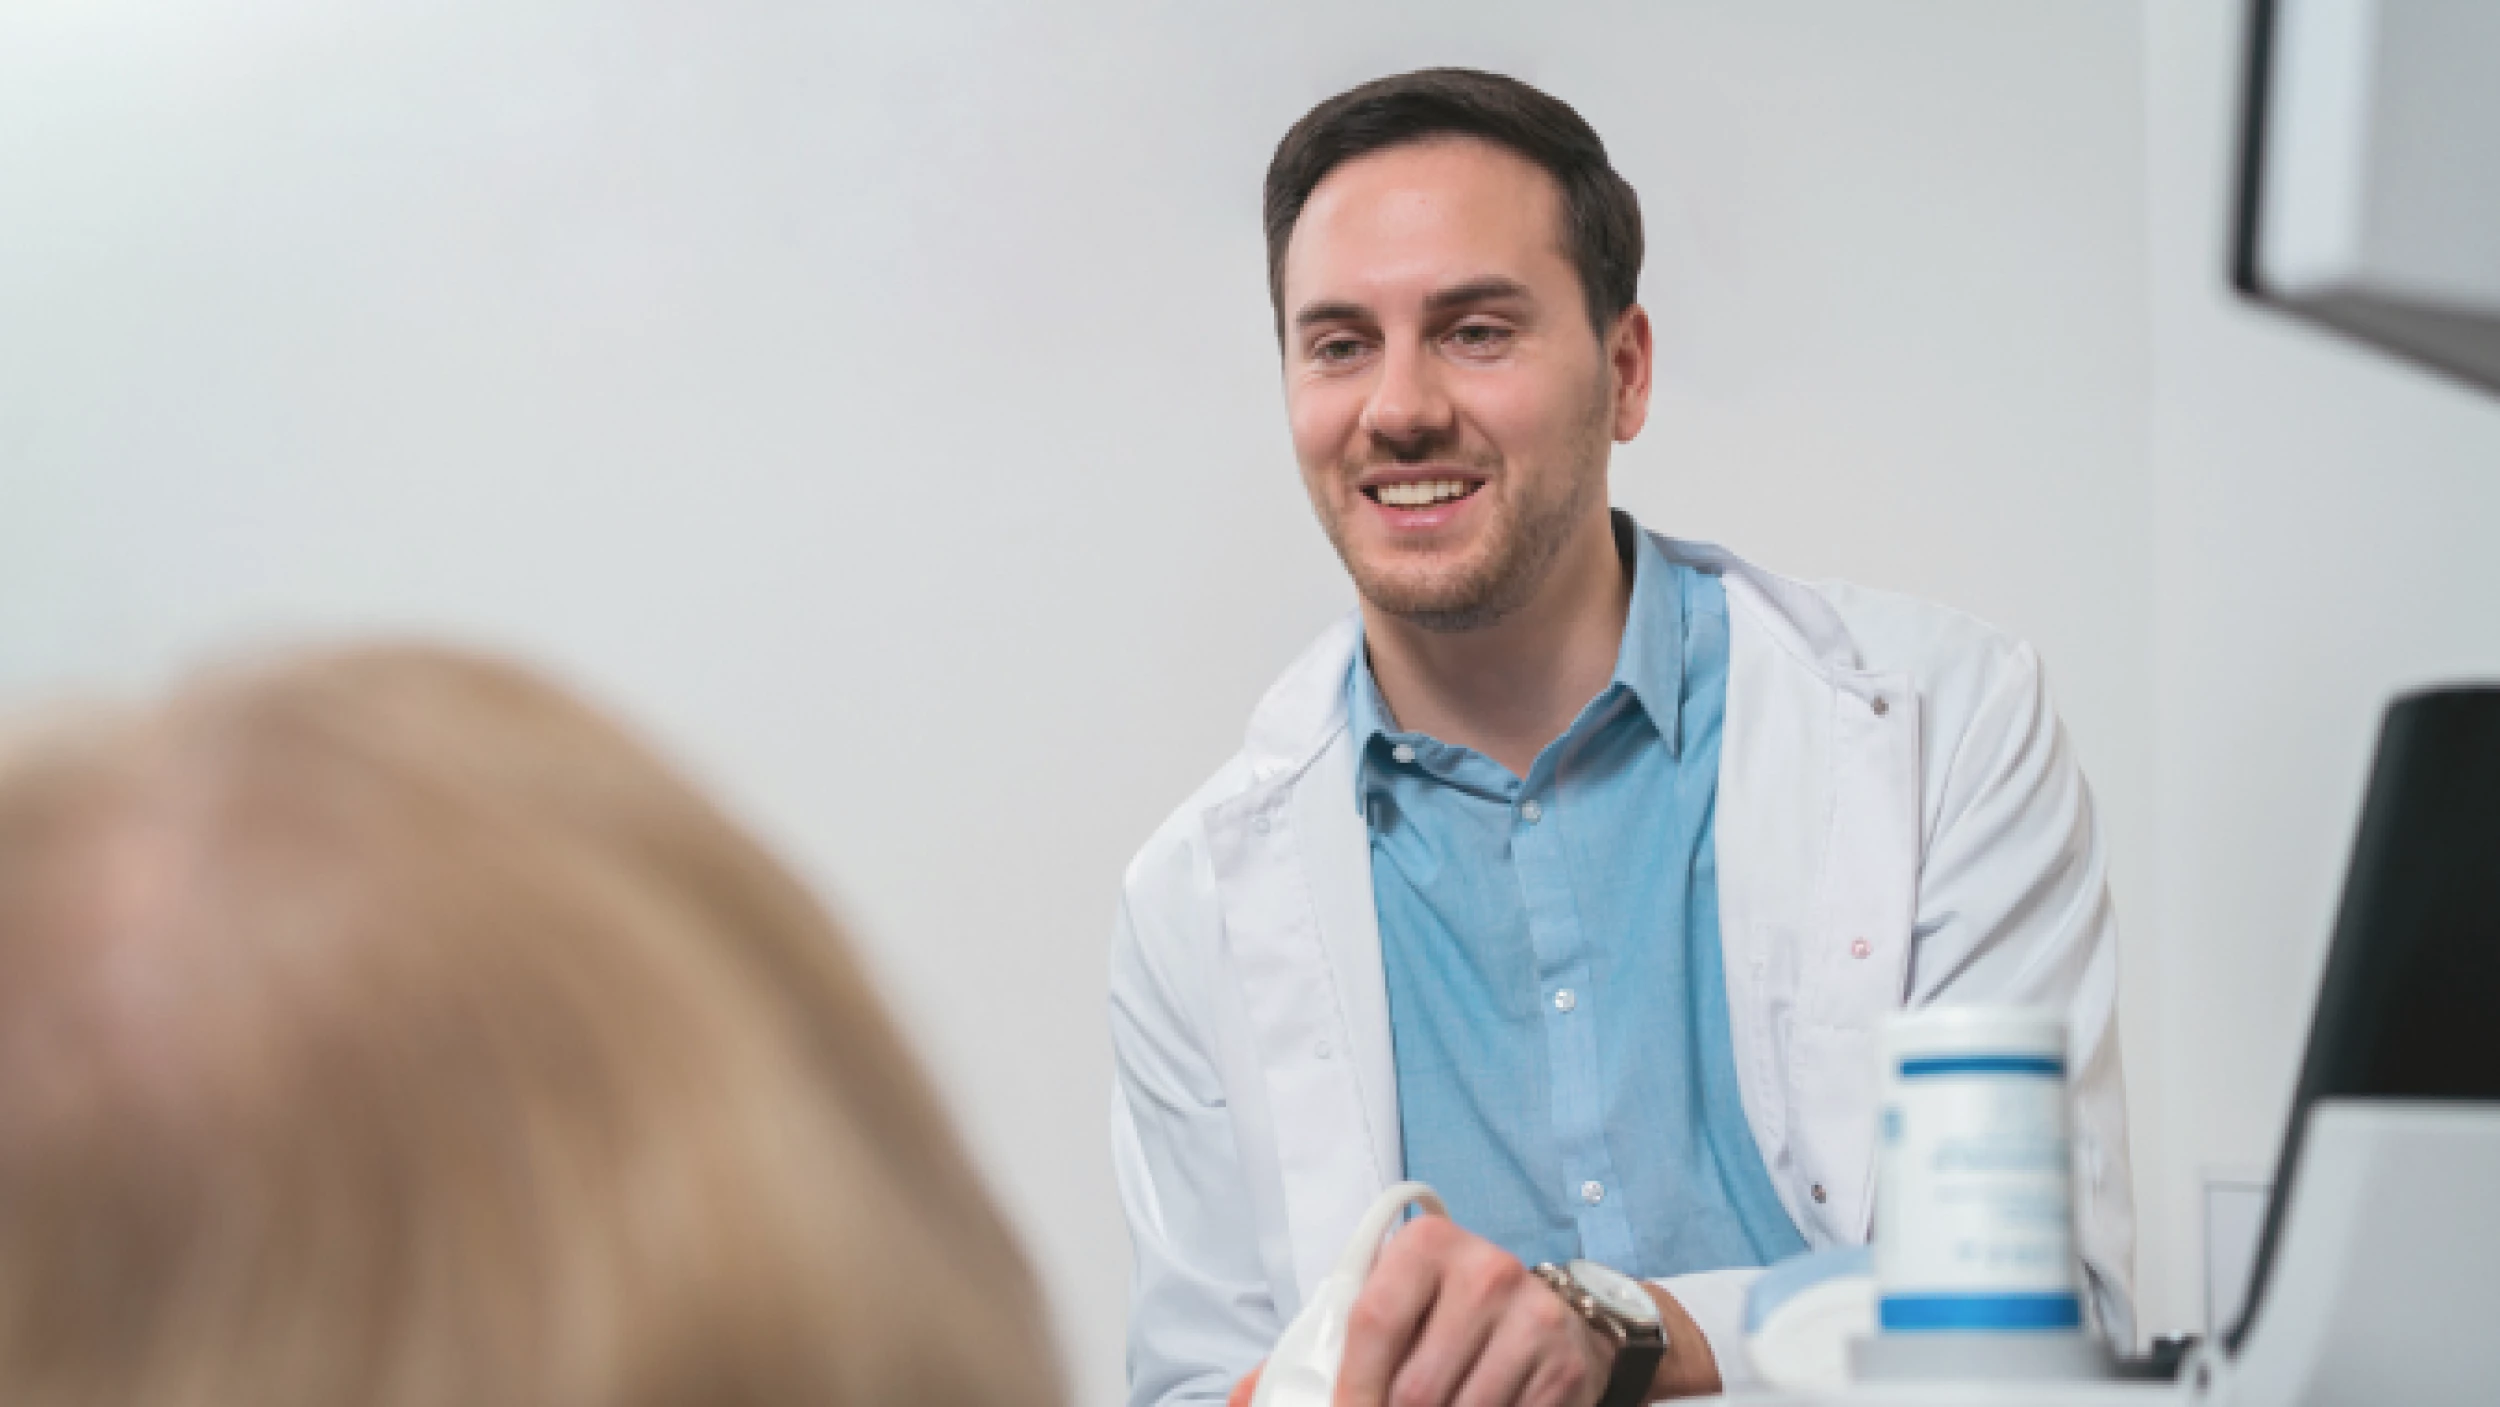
top-left (1715, 1385), bottom-right (2185, 1406)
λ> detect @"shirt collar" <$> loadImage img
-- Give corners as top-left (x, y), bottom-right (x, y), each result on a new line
top-left (1610, 512), bottom-right (1689, 757)
top-left (1346, 511), bottom-right (1690, 776)
top-left (1347, 644), bottom-right (1396, 756)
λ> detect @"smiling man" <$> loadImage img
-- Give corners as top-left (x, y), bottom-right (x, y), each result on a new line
top-left (1109, 70), bottom-right (2134, 1407)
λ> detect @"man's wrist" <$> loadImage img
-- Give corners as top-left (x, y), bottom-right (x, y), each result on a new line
top-left (1636, 1281), bottom-right (1722, 1400)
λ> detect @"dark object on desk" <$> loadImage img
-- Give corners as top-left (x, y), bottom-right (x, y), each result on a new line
top-left (2111, 1336), bottom-right (2199, 1383)
top-left (2226, 686), bottom-right (2500, 1354)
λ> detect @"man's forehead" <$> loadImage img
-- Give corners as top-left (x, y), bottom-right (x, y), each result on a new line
top-left (1283, 136), bottom-right (1572, 308)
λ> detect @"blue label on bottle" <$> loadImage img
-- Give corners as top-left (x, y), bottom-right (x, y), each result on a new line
top-left (1897, 1055), bottom-right (2065, 1079)
top-left (1879, 1292), bottom-right (2083, 1332)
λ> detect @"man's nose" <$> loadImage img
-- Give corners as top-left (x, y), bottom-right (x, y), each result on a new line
top-left (1358, 339), bottom-right (1453, 453)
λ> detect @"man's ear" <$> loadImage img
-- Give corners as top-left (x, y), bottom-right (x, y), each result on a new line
top-left (1608, 304), bottom-right (1655, 443)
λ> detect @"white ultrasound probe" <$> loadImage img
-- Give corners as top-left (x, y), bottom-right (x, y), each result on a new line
top-left (1249, 1183), bottom-right (1449, 1407)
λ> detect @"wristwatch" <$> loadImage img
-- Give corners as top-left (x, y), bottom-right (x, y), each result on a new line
top-left (1531, 1259), bottom-right (1666, 1407)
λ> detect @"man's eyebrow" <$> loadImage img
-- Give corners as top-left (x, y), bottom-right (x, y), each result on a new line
top-left (1289, 278), bottom-right (1536, 332)
top-left (1292, 299), bottom-right (1371, 331)
top-left (1424, 277), bottom-right (1533, 313)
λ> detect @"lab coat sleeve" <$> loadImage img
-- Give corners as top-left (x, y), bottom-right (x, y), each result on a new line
top-left (1111, 872), bottom-right (1280, 1407)
top-left (1905, 641), bottom-right (2138, 1345)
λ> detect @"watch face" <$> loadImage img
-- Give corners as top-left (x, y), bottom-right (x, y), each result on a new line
top-left (1567, 1260), bottom-right (1659, 1326)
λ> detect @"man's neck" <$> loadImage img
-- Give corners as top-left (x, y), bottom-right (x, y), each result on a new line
top-left (1361, 511), bottom-right (1632, 779)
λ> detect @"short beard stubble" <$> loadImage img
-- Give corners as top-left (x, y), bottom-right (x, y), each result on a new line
top-left (1320, 377), bottom-right (1614, 634)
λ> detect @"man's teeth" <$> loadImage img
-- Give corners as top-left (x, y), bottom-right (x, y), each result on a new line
top-left (1373, 480), bottom-right (1474, 507)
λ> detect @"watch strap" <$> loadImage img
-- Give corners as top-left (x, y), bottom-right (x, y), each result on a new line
top-left (1594, 1317), bottom-right (1664, 1407)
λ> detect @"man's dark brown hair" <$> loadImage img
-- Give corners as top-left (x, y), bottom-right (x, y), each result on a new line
top-left (1262, 67), bottom-right (1645, 343)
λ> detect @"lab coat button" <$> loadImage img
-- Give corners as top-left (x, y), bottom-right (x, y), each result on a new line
top-left (1252, 815), bottom-right (1271, 835)
top-left (1313, 1040), bottom-right (1331, 1060)
top-left (1850, 939), bottom-right (1872, 959)
top-left (1811, 1183), bottom-right (1828, 1203)
top-left (1870, 696), bottom-right (1890, 717)
top-left (1580, 1180), bottom-right (1605, 1205)
top-left (1520, 799), bottom-right (1543, 823)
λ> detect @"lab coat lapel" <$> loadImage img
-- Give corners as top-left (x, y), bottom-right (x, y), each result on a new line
top-left (1698, 541), bottom-right (1920, 1246)
top-left (1292, 734), bottom-right (1402, 1199)
top-left (1205, 620), bottom-right (1397, 1309)
top-left (1793, 662), bottom-right (1918, 1241)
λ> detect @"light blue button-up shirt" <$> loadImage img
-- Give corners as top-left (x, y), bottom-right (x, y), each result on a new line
top-left (1349, 519), bottom-right (1805, 1279)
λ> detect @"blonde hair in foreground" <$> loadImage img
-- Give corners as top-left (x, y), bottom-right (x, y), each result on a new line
top-left (0, 644), bottom-right (1061, 1407)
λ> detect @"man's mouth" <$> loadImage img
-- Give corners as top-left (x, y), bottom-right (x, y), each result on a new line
top-left (1361, 479), bottom-right (1484, 508)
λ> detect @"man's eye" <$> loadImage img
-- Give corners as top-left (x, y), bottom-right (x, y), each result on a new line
top-left (1313, 337), bottom-right (1366, 364)
top-left (1448, 323), bottom-right (1513, 353)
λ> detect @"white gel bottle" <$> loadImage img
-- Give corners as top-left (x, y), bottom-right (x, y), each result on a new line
top-left (1852, 1006), bottom-right (2113, 1383)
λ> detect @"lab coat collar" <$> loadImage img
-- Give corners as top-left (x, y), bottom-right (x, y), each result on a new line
top-left (1240, 614), bottom-right (1360, 785)
top-left (1243, 531), bottom-right (1872, 776)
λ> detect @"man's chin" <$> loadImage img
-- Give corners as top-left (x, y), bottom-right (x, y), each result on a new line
top-left (1350, 570), bottom-right (1516, 635)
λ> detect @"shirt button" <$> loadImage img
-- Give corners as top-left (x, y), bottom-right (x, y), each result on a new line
top-left (1581, 1180), bottom-right (1605, 1206)
top-left (1313, 1040), bottom-right (1332, 1060)
top-left (1850, 938), bottom-right (1873, 959)
top-left (1391, 743), bottom-right (1416, 764)
top-left (1811, 1183), bottom-right (1828, 1204)
top-left (1871, 696), bottom-right (1890, 717)
top-left (1252, 815), bottom-right (1271, 835)
top-left (1520, 799), bottom-right (1544, 823)
top-left (1553, 988), bottom-right (1577, 1013)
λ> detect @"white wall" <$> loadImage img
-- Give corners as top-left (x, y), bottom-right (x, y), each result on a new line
top-left (2140, 0), bottom-right (2500, 1335)
top-left (3, 2), bottom-right (2172, 1394)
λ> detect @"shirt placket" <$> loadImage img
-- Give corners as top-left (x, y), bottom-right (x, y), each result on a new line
top-left (1510, 758), bottom-right (1637, 1269)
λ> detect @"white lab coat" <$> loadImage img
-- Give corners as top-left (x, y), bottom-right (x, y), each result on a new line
top-left (1108, 534), bottom-right (2134, 1405)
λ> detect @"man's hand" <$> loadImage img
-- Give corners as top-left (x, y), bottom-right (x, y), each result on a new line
top-left (1224, 1217), bottom-right (1724, 1407)
top-left (1331, 1215), bottom-right (1613, 1407)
